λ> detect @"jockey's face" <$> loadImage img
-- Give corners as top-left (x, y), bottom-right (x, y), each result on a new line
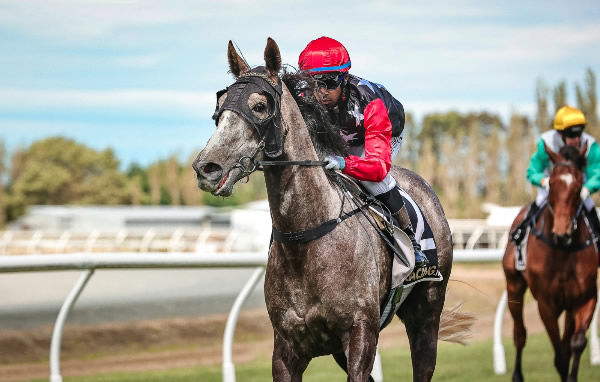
top-left (315, 85), bottom-right (342, 107)
top-left (313, 72), bottom-right (345, 107)
top-left (560, 126), bottom-right (583, 148)
top-left (564, 135), bottom-right (581, 148)
top-left (560, 133), bottom-right (582, 148)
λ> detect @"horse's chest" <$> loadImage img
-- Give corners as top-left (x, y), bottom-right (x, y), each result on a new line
top-left (528, 266), bottom-right (589, 305)
top-left (265, 276), bottom-right (354, 353)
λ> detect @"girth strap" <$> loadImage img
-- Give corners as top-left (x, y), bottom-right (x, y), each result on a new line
top-left (272, 204), bottom-right (367, 244)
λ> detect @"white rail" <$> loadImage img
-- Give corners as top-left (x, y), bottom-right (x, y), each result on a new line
top-left (0, 252), bottom-right (266, 382)
top-left (0, 250), bottom-right (597, 381)
top-left (0, 222), bottom-right (511, 255)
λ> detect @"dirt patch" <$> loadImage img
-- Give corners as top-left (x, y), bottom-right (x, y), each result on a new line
top-left (0, 264), bottom-right (548, 381)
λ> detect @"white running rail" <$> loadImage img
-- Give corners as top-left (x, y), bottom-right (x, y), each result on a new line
top-left (0, 221), bottom-right (511, 255)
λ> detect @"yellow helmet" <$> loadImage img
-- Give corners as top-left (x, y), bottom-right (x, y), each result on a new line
top-left (553, 105), bottom-right (586, 131)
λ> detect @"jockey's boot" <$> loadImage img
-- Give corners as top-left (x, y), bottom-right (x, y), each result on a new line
top-left (393, 205), bottom-right (430, 268)
top-left (510, 202), bottom-right (539, 245)
top-left (375, 186), bottom-right (429, 268)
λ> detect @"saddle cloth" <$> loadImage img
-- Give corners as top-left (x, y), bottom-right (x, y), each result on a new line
top-left (515, 226), bottom-right (530, 271)
top-left (369, 189), bottom-right (443, 289)
top-left (369, 189), bottom-right (444, 330)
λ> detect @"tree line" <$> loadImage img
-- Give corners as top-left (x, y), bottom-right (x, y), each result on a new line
top-left (0, 69), bottom-right (597, 225)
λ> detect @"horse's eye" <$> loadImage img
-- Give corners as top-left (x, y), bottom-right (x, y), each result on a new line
top-left (252, 103), bottom-right (266, 113)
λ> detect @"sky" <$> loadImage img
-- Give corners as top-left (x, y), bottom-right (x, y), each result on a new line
top-left (0, 0), bottom-right (599, 168)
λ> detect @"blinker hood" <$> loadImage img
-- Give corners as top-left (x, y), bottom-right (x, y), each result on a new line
top-left (212, 71), bottom-right (283, 158)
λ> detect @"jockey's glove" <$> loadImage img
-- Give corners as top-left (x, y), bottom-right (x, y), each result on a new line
top-left (540, 177), bottom-right (549, 191)
top-left (581, 186), bottom-right (590, 201)
top-left (324, 155), bottom-right (346, 171)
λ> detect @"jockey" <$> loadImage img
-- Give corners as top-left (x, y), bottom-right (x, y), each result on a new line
top-left (298, 36), bottom-right (428, 268)
top-left (511, 105), bottom-right (600, 245)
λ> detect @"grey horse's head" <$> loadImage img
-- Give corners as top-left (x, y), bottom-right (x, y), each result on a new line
top-left (192, 38), bottom-right (282, 196)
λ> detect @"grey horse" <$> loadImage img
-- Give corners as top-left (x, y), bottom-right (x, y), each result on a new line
top-left (193, 37), bottom-right (471, 382)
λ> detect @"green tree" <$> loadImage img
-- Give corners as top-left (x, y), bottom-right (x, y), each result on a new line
top-left (8, 137), bottom-right (129, 215)
top-left (166, 156), bottom-right (181, 206)
top-left (464, 120), bottom-right (482, 216)
top-left (576, 67), bottom-right (598, 137)
top-left (148, 163), bottom-right (161, 205)
top-left (505, 113), bottom-right (532, 205)
top-left (553, 81), bottom-right (567, 111)
top-left (0, 141), bottom-right (6, 227)
top-left (396, 112), bottom-right (419, 170)
top-left (416, 137), bottom-right (437, 192)
top-left (182, 154), bottom-right (203, 206)
top-left (482, 127), bottom-right (502, 205)
top-left (535, 78), bottom-right (550, 133)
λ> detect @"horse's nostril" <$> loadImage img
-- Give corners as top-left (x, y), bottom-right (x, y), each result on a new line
top-left (203, 163), bottom-right (221, 174)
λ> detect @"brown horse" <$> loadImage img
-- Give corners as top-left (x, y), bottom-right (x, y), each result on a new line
top-left (503, 143), bottom-right (599, 382)
top-left (193, 38), bottom-right (471, 381)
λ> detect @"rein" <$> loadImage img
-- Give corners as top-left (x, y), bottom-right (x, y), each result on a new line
top-left (231, 139), bottom-right (327, 180)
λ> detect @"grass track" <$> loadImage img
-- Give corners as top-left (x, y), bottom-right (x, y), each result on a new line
top-left (42, 333), bottom-right (600, 382)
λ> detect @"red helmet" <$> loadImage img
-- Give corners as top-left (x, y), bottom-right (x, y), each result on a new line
top-left (298, 36), bottom-right (351, 74)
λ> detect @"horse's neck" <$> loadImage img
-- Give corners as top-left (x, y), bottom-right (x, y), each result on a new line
top-left (264, 84), bottom-right (341, 232)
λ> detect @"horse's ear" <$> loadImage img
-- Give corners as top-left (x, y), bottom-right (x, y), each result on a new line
top-left (228, 40), bottom-right (249, 78)
top-left (264, 37), bottom-right (281, 81)
top-left (544, 142), bottom-right (562, 164)
top-left (579, 141), bottom-right (588, 157)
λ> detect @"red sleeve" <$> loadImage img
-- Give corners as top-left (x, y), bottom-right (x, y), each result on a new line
top-left (342, 98), bottom-right (392, 182)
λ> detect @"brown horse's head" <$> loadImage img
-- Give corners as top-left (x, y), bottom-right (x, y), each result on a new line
top-left (544, 142), bottom-right (588, 246)
top-left (192, 38), bottom-right (282, 196)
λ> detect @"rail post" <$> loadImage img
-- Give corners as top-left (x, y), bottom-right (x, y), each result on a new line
top-left (50, 269), bottom-right (95, 382)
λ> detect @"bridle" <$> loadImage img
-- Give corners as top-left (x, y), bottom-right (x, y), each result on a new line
top-left (212, 68), bottom-right (326, 179)
top-left (532, 161), bottom-right (591, 251)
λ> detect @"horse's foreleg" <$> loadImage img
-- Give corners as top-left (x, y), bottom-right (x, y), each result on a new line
top-left (506, 272), bottom-right (527, 382)
top-left (332, 352), bottom-right (375, 382)
top-left (537, 302), bottom-right (569, 381)
top-left (568, 297), bottom-right (597, 382)
top-left (561, 312), bottom-right (575, 368)
top-left (346, 317), bottom-right (378, 382)
top-left (272, 332), bottom-right (309, 382)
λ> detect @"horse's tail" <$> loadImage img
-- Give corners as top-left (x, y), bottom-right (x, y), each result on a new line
top-left (438, 303), bottom-right (475, 345)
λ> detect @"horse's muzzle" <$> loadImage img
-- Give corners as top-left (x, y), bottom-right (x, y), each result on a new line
top-left (192, 160), bottom-right (223, 190)
top-left (552, 233), bottom-right (572, 247)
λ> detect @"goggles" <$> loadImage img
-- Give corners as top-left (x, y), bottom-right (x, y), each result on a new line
top-left (313, 72), bottom-right (346, 90)
top-left (561, 125), bottom-right (584, 138)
